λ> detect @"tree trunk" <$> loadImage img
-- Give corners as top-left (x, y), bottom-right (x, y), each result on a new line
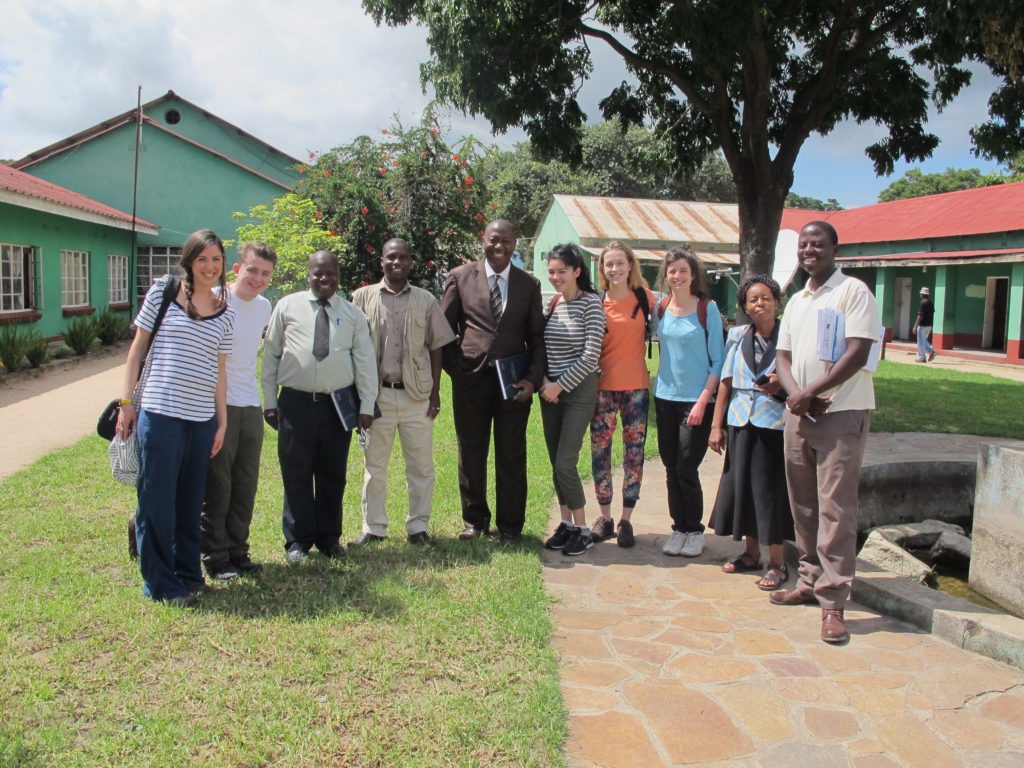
top-left (735, 176), bottom-right (789, 284)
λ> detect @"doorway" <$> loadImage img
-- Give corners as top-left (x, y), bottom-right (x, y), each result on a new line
top-left (983, 276), bottom-right (1009, 350)
top-left (893, 277), bottom-right (913, 339)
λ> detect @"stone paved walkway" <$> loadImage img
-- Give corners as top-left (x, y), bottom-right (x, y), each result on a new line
top-left (542, 456), bottom-right (1024, 767)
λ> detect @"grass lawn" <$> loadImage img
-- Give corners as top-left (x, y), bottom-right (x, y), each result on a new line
top-left (1, 346), bottom-right (1018, 766)
top-left (871, 359), bottom-right (1024, 437)
top-left (0, 372), bottom-right (572, 768)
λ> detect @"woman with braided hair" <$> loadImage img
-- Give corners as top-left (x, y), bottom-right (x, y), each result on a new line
top-left (117, 229), bottom-right (235, 606)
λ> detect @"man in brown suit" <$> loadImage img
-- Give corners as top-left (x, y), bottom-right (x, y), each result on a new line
top-left (441, 219), bottom-right (546, 540)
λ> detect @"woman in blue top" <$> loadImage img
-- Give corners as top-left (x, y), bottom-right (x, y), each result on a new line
top-left (654, 246), bottom-right (724, 558)
top-left (708, 276), bottom-right (794, 591)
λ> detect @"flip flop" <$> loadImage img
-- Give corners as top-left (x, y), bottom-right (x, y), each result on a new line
top-left (722, 552), bottom-right (762, 573)
top-left (757, 564), bottom-right (789, 591)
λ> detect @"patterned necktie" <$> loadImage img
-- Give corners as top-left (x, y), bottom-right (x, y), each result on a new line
top-left (313, 298), bottom-right (330, 361)
top-left (489, 275), bottom-right (503, 324)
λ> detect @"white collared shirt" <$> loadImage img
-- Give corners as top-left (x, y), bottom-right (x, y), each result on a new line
top-left (778, 269), bottom-right (880, 412)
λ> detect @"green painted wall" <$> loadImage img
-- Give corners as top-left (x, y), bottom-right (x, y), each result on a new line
top-left (841, 230), bottom-right (1024, 258)
top-left (147, 97), bottom-right (298, 186)
top-left (533, 201), bottom-right (584, 294)
top-left (0, 202), bottom-right (134, 337)
top-left (955, 263), bottom-right (1014, 334)
top-left (21, 100), bottom-right (299, 249)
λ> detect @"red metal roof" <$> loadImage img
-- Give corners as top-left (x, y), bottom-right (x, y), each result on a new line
top-left (839, 247), bottom-right (1024, 264)
top-left (0, 163), bottom-right (159, 232)
top-left (780, 181), bottom-right (1024, 244)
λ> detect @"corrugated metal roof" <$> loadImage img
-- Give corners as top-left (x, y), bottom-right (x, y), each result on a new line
top-left (555, 194), bottom-right (739, 245)
top-left (839, 247), bottom-right (1024, 267)
top-left (0, 163), bottom-right (159, 232)
top-left (781, 181), bottom-right (1024, 244)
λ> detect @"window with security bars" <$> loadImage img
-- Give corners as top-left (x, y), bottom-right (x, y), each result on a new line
top-left (136, 246), bottom-right (183, 305)
top-left (61, 250), bottom-right (90, 307)
top-left (108, 254), bottom-right (129, 304)
top-left (1, 243), bottom-right (38, 313)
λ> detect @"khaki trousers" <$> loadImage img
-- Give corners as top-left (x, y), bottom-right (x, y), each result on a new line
top-left (783, 409), bottom-right (869, 610)
top-left (360, 387), bottom-right (435, 536)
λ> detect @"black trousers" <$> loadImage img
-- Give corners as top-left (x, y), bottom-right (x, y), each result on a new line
top-left (277, 387), bottom-right (352, 552)
top-left (450, 368), bottom-right (532, 535)
top-left (655, 397), bottom-right (713, 533)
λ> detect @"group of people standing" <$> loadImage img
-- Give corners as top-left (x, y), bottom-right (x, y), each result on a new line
top-left (116, 217), bottom-right (879, 645)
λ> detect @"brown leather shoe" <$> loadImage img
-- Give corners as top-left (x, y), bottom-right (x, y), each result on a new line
top-left (768, 588), bottom-right (818, 607)
top-left (821, 609), bottom-right (849, 644)
top-left (458, 524), bottom-right (487, 540)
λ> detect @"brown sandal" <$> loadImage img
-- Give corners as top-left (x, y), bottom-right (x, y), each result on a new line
top-left (722, 552), bottom-right (762, 573)
top-left (757, 564), bottom-right (789, 591)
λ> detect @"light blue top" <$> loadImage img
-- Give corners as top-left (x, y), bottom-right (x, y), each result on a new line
top-left (722, 325), bottom-right (786, 430)
top-left (654, 301), bottom-right (725, 402)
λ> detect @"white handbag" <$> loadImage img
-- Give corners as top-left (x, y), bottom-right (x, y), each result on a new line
top-left (109, 433), bottom-right (140, 486)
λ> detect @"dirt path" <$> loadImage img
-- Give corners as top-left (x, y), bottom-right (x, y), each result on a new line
top-left (0, 345), bottom-right (127, 481)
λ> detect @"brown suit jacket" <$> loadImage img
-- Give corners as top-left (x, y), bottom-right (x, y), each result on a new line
top-left (440, 259), bottom-right (546, 386)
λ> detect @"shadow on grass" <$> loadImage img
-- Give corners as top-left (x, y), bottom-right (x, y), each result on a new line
top-left (194, 534), bottom-right (545, 621)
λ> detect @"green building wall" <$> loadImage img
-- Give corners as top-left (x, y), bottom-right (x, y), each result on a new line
top-left (19, 97), bottom-right (299, 250)
top-left (0, 202), bottom-right (136, 338)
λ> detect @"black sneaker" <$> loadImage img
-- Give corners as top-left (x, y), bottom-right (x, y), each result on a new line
top-left (206, 561), bottom-right (239, 582)
top-left (589, 516), bottom-right (614, 543)
top-left (562, 529), bottom-right (593, 557)
top-left (544, 522), bottom-right (574, 550)
top-left (231, 554), bottom-right (263, 576)
top-left (616, 519), bottom-right (636, 548)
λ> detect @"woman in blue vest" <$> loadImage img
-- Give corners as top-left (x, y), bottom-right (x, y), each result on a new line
top-left (709, 275), bottom-right (794, 590)
top-left (654, 246), bottom-right (725, 558)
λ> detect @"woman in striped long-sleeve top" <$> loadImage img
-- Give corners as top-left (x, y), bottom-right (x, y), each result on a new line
top-left (539, 243), bottom-right (606, 557)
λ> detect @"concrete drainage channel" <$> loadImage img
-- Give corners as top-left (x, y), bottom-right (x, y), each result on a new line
top-left (848, 437), bottom-right (1024, 670)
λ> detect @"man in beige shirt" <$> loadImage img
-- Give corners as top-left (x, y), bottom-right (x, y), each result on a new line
top-left (261, 251), bottom-right (377, 562)
top-left (349, 239), bottom-right (456, 545)
top-left (772, 221), bottom-right (880, 645)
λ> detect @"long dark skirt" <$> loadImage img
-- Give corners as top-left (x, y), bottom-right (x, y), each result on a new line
top-left (710, 423), bottom-right (794, 545)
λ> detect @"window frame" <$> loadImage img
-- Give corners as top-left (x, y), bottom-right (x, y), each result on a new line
top-left (107, 253), bottom-right (129, 306)
top-left (61, 249), bottom-right (91, 309)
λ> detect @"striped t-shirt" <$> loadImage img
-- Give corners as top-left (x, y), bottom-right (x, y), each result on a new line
top-left (135, 281), bottom-right (235, 421)
top-left (544, 292), bottom-right (604, 393)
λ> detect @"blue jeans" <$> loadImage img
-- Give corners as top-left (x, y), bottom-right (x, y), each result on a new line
top-left (136, 409), bottom-right (217, 601)
top-left (916, 326), bottom-right (934, 360)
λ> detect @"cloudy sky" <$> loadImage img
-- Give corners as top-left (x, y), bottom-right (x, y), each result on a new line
top-left (0, 0), bottom-right (1008, 209)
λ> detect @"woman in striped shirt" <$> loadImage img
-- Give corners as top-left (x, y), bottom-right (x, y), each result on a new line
top-left (117, 230), bottom-right (235, 607)
top-left (540, 243), bottom-right (606, 557)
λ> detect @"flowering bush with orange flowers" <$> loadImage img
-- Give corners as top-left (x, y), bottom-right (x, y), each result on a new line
top-left (297, 108), bottom-right (494, 294)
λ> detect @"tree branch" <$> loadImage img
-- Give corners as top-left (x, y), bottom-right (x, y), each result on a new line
top-left (578, 23), bottom-right (713, 115)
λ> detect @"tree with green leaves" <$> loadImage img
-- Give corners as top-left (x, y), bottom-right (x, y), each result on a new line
top-left (876, 167), bottom-right (1004, 203)
top-left (363, 0), bottom-right (1020, 279)
top-left (784, 193), bottom-right (844, 211)
top-left (478, 121), bottom-right (736, 244)
top-left (237, 110), bottom-right (493, 295)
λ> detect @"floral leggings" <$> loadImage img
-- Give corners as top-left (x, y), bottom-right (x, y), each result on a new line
top-left (590, 388), bottom-right (650, 509)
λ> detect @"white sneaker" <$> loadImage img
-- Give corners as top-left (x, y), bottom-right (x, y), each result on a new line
top-left (680, 532), bottom-right (705, 557)
top-left (662, 530), bottom-right (687, 556)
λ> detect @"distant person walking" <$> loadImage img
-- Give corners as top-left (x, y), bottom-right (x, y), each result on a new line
top-left (653, 246), bottom-right (725, 559)
top-left (117, 229), bottom-right (235, 607)
top-left (913, 286), bottom-right (936, 363)
top-left (588, 241), bottom-right (655, 548)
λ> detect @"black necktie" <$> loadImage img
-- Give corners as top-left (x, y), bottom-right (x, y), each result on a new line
top-left (490, 275), bottom-right (503, 324)
top-left (313, 299), bottom-right (330, 361)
